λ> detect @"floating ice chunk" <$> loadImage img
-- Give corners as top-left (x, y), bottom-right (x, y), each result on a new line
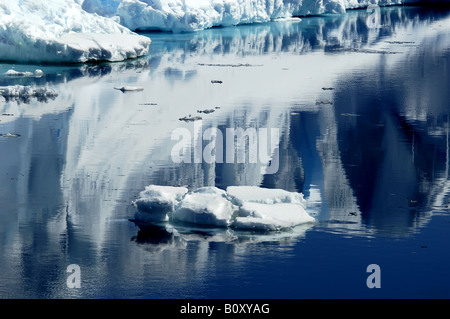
top-left (226, 186), bottom-right (305, 206)
top-left (132, 185), bottom-right (188, 222)
top-left (4, 69), bottom-right (44, 77)
top-left (0, 85), bottom-right (58, 99)
top-left (172, 187), bottom-right (238, 227)
top-left (5, 70), bottom-right (33, 77)
top-left (0, 133), bottom-right (21, 138)
top-left (114, 86), bottom-right (144, 92)
top-left (132, 184), bottom-right (315, 232)
top-left (233, 202), bottom-right (315, 231)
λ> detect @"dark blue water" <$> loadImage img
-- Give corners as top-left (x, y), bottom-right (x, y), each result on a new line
top-left (1, 6), bottom-right (450, 299)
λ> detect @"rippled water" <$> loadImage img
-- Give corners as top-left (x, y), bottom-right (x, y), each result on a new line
top-left (1, 6), bottom-right (450, 298)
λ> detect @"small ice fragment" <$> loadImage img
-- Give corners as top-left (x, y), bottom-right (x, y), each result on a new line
top-left (0, 133), bottom-right (21, 138)
top-left (179, 115), bottom-right (202, 122)
top-left (197, 109), bottom-right (215, 114)
top-left (114, 86), bottom-right (144, 92)
top-left (315, 100), bottom-right (333, 105)
top-left (34, 69), bottom-right (44, 77)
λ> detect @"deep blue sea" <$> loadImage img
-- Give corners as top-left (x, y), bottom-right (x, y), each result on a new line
top-left (1, 6), bottom-right (450, 299)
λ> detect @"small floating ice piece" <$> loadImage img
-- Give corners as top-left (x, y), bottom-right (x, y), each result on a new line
top-left (173, 187), bottom-right (237, 227)
top-left (0, 133), bottom-right (21, 138)
top-left (5, 69), bottom-right (44, 77)
top-left (315, 100), bottom-right (333, 105)
top-left (179, 115), bottom-right (202, 122)
top-left (5, 70), bottom-right (32, 77)
top-left (133, 185), bottom-right (188, 222)
top-left (226, 186), bottom-right (305, 206)
top-left (114, 86), bottom-right (144, 92)
top-left (197, 109), bottom-right (215, 114)
top-left (233, 202), bottom-right (315, 231)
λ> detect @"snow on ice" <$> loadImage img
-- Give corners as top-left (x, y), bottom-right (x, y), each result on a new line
top-left (0, 0), bottom-right (150, 63)
top-left (132, 185), bottom-right (188, 222)
top-left (84, 0), bottom-right (412, 33)
top-left (133, 185), bottom-right (315, 231)
top-left (173, 187), bottom-right (237, 227)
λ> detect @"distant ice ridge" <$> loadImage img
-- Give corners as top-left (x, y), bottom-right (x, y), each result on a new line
top-left (0, 0), bottom-right (150, 63)
top-left (132, 185), bottom-right (315, 231)
top-left (81, 0), bottom-right (409, 32)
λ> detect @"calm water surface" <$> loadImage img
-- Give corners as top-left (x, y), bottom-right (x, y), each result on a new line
top-left (1, 6), bottom-right (450, 298)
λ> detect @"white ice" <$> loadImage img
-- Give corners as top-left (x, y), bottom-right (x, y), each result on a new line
top-left (172, 187), bottom-right (237, 227)
top-left (0, 85), bottom-right (58, 99)
top-left (134, 185), bottom-right (315, 230)
top-left (233, 202), bottom-right (315, 231)
top-left (226, 185), bottom-right (305, 206)
top-left (82, 0), bottom-right (412, 33)
top-left (0, 0), bottom-right (150, 63)
top-left (5, 69), bottom-right (44, 77)
top-left (132, 185), bottom-right (188, 222)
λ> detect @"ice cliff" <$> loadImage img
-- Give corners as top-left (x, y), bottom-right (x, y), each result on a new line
top-left (0, 0), bottom-right (150, 63)
top-left (0, 0), bottom-right (424, 63)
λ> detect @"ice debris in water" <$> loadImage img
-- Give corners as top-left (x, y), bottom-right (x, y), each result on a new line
top-left (132, 185), bottom-right (315, 231)
top-left (172, 187), bottom-right (237, 227)
top-left (82, 0), bottom-right (408, 33)
top-left (114, 86), bottom-right (144, 92)
top-left (0, 85), bottom-right (58, 99)
top-left (0, 133), bottom-right (21, 138)
top-left (4, 69), bottom-right (44, 77)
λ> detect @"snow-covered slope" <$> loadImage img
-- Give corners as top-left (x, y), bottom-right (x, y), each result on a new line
top-left (0, 0), bottom-right (150, 63)
top-left (82, 0), bottom-right (411, 32)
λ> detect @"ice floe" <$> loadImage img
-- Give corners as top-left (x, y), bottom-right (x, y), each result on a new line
top-left (132, 185), bottom-right (315, 231)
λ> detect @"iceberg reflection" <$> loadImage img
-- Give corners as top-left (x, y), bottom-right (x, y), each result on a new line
top-left (0, 6), bottom-right (450, 297)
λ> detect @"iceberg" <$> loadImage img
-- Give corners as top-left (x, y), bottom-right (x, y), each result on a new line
top-left (133, 185), bottom-right (315, 231)
top-left (0, 0), bottom-right (150, 63)
top-left (0, 85), bottom-right (58, 102)
top-left (82, 0), bottom-right (411, 33)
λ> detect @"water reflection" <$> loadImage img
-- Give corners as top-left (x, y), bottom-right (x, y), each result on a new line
top-left (0, 6), bottom-right (450, 297)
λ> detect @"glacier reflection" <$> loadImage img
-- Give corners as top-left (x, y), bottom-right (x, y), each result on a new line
top-left (0, 6), bottom-right (449, 298)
